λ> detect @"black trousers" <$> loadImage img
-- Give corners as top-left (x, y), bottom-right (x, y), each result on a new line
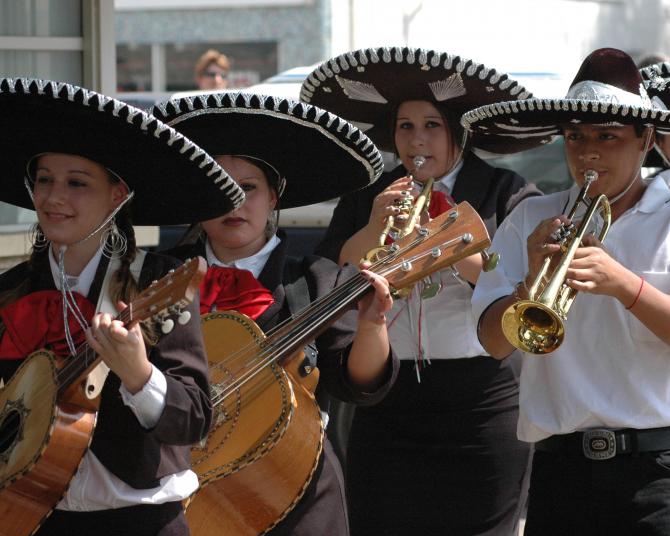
top-left (525, 449), bottom-right (670, 536)
top-left (346, 357), bottom-right (531, 536)
top-left (34, 502), bottom-right (188, 536)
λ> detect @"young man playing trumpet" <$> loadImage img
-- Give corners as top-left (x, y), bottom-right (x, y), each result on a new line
top-left (462, 48), bottom-right (670, 535)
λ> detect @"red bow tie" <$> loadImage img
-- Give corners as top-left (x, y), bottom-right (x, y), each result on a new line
top-left (428, 190), bottom-right (456, 219)
top-left (199, 266), bottom-right (274, 320)
top-left (0, 290), bottom-right (95, 359)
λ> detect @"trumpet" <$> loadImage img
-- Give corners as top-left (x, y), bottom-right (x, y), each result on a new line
top-left (364, 156), bottom-right (433, 263)
top-left (501, 169), bottom-right (611, 354)
top-left (365, 156), bottom-right (500, 271)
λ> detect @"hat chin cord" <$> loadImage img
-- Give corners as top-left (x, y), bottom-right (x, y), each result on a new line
top-left (607, 128), bottom-right (654, 205)
top-left (24, 176), bottom-right (135, 357)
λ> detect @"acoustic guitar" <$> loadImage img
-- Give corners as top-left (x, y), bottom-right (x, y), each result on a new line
top-left (185, 201), bottom-right (491, 536)
top-left (0, 256), bottom-right (206, 536)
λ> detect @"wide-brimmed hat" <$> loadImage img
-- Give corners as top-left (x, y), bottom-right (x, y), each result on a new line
top-left (151, 91), bottom-right (384, 209)
top-left (299, 46), bottom-right (534, 153)
top-left (461, 48), bottom-right (670, 155)
top-left (0, 78), bottom-right (245, 225)
top-left (641, 61), bottom-right (670, 109)
top-left (640, 61), bottom-right (670, 166)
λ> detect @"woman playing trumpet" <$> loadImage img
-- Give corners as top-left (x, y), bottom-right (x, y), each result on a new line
top-left (301, 47), bottom-right (540, 535)
top-left (469, 48), bottom-right (670, 535)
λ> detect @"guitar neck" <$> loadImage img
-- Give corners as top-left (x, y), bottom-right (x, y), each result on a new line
top-left (263, 272), bottom-right (371, 363)
top-left (55, 306), bottom-right (134, 397)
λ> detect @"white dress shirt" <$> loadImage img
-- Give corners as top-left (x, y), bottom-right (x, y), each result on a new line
top-left (472, 176), bottom-right (670, 442)
top-left (386, 162), bottom-right (487, 361)
top-left (48, 246), bottom-right (198, 510)
top-left (205, 234), bottom-right (281, 277)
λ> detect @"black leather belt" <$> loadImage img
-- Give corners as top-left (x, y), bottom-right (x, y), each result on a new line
top-left (535, 427), bottom-right (670, 461)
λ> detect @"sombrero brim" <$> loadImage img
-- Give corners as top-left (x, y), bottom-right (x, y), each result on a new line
top-left (299, 46), bottom-right (533, 152)
top-left (0, 78), bottom-right (244, 225)
top-left (461, 97), bottom-right (670, 155)
top-left (152, 92), bottom-right (384, 209)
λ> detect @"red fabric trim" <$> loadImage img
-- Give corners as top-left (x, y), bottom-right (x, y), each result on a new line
top-left (0, 290), bottom-right (95, 359)
top-left (199, 266), bottom-right (274, 320)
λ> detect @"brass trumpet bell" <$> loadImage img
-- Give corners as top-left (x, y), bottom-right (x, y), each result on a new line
top-left (502, 300), bottom-right (565, 354)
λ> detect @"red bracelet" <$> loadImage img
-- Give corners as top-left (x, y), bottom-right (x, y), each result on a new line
top-left (626, 276), bottom-right (645, 310)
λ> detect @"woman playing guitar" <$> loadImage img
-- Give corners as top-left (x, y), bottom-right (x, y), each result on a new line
top-left (155, 92), bottom-right (399, 536)
top-left (0, 78), bottom-right (244, 536)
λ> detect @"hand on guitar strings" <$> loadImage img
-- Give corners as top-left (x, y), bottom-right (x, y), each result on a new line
top-left (358, 270), bottom-right (393, 326)
top-left (86, 300), bottom-right (153, 394)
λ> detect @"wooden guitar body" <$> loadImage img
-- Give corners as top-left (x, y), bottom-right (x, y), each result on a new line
top-left (0, 351), bottom-right (96, 536)
top-left (186, 311), bottom-right (324, 536)
top-left (0, 257), bottom-right (206, 536)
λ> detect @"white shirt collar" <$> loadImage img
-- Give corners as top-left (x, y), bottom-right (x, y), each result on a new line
top-left (637, 175), bottom-right (670, 213)
top-left (205, 234), bottom-right (282, 278)
top-left (433, 160), bottom-right (464, 193)
top-left (49, 245), bottom-right (104, 296)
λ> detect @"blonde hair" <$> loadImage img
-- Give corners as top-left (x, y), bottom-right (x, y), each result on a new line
top-left (195, 49), bottom-right (230, 77)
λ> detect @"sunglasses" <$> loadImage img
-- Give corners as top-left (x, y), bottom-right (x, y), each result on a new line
top-left (201, 70), bottom-right (228, 79)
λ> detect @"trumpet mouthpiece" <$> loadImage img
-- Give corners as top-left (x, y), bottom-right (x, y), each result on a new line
top-left (413, 155), bottom-right (426, 169)
top-left (584, 169), bottom-right (599, 183)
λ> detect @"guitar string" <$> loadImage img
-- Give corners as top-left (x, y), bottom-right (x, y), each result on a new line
top-left (210, 232), bottom-right (469, 406)
top-left (206, 231), bottom-right (472, 420)
top-left (206, 226), bottom-right (433, 374)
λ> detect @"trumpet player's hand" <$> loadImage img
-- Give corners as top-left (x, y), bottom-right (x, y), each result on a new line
top-left (566, 235), bottom-right (640, 300)
top-left (526, 215), bottom-right (571, 282)
top-left (369, 176), bottom-right (414, 228)
top-left (357, 270), bottom-right (394, 326)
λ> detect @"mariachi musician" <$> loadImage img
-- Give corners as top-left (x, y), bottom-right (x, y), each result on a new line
top-left (0, 78), bottom-right (244, 535)
top-left (153, 92), bottom-right (399, 535)
top-left (300, 47), bottom-right (539, 535)
top-left (468, 48), bottom-right (670, 535)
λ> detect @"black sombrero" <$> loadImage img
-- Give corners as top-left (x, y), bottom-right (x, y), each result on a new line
top-left (461, 48), bottom-right (670, 155)
top-left (641, 61), bottom-right (670, 109)
top-left (151, 91), bottom-right (384, 209)
top-left (0, 78), bottom-right (245, 225)
top-left (299, 46), bottom-right (534, 153)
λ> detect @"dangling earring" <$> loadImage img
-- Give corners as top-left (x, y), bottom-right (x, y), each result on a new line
top-left (30, 223), bottom-right (49, 251)
top-left (101, 218), bottom-right (128, 258)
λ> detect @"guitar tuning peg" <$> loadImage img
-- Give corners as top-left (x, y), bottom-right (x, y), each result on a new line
top-left (161, 318), bottom-right (175, 334)
top-left (178, 310), bottom-right (191, 325)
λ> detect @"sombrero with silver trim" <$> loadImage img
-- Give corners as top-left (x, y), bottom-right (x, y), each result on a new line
top-left (640, 61), bottom-right (670, 167)
top-left (299, 46), bottom-right (534, 153)
top-left (0, 78), bottom-right (244, 225)
top-left (461, 48), bottom-right (670, 155)
top-left (151, 91), bottom-right (384, 209)
top-left (641, 61), bottom-right (670, 109)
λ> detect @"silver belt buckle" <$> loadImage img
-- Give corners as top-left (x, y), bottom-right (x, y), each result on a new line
top-left (582, 429), bottom-right (616, 460)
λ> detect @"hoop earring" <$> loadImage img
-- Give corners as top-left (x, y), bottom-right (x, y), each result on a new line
top-left (101, 219), bottom-right (128, 258)
top-left (30, 223), bottom-right (49, 251)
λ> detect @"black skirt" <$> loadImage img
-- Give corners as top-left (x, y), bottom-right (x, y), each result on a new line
top-left (34, 502), bottom-right (188, 536)
top-left (268, 439), bottom-right (349, 536)
top-left (346, 357), bottom-right (531, 536)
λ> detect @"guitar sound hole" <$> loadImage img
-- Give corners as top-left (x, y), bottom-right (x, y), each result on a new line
top-left (0, 409), bottom-right (21, 456)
